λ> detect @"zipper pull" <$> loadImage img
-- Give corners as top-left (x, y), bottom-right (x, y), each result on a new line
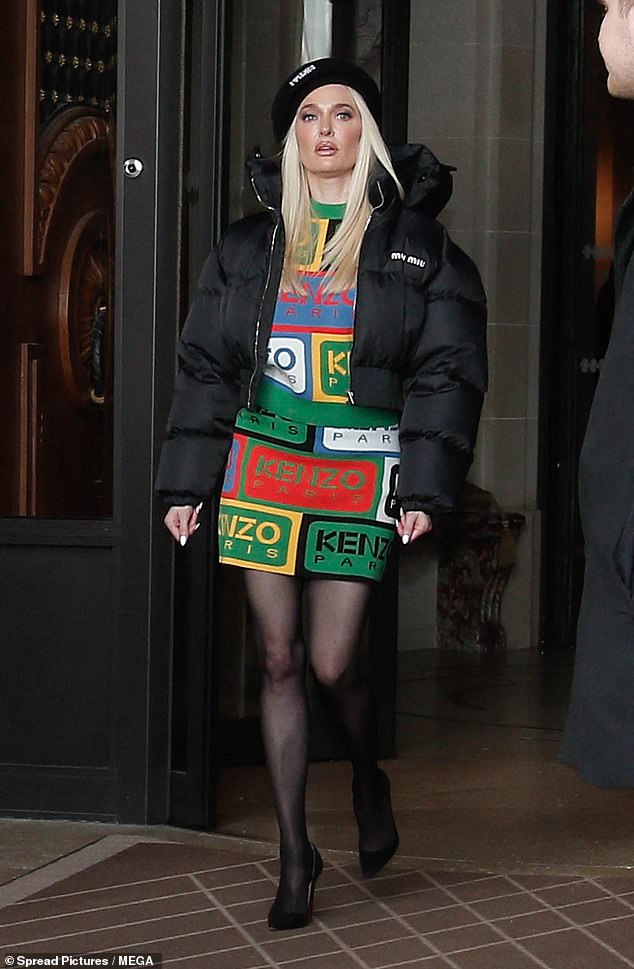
top-left (347, 390), bottom-right (355, 405)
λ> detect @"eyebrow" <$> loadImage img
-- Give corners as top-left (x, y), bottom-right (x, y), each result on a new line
top-left (299, 102), bottom-right (356, 112)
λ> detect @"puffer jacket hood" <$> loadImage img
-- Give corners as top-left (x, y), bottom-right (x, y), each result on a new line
top-left (246, 142), bottom-right (455, 220)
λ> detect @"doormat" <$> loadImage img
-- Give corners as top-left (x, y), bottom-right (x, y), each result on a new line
top-left (1, 837), bottom-right (634, 969)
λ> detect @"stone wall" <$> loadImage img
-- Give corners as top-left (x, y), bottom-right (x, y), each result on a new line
top-left (401, 1), bottom-right (548, 650)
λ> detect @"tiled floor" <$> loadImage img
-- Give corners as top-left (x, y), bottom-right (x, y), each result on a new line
top-left (1, 838), bottom-right (634, 968)
top-left (2, 649), bottom-right (634, 968)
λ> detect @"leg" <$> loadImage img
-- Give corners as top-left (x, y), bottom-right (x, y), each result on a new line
top-left (306, 580), bottom-right (398, 874)
top-left (306, 578), bottom-right (374, 775)
top-left (243, 569), bottom-right (320, 924)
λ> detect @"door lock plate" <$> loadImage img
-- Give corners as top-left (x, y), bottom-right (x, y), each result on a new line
top-left (123, 158), bottom-right (144, 179)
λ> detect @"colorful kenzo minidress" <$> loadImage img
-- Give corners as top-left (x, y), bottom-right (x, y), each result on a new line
top-left (217, 201), bottom-right (401, 582)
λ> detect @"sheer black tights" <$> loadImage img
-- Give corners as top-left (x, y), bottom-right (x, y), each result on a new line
top-left (244, 571), bottom-right (391, 910)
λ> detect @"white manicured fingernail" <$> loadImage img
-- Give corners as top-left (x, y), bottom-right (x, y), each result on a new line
top-left (179, 535), bottom-right (188, 547)
top-left (402, 534), bottom-right (410, 545)
top-left (194, 523), bottom-right (200, 531)
top-left (195, 502), bottom-right (203, 513)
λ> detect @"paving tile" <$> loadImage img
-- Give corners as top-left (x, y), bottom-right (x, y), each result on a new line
top-left (34, 844), bottom-right (255, 893)
top-left (162, 946), bottom-right (269, 969)
top-left (219, 898), bottom-right (269, 929)
top-left (281, 952), bottom-right (370, 968)
top-left (587, 914), bottom-right (634, 957)
top-left (5, 838), bottom-right (634, 969)
top-left (317, 897), bottom-right (391, 928)
top-left (406, 905), bottom-right (479, 934)
top-left (469, 891), bottom-right (547, 920)
top-left (163, 957), bottom-right (269, 969)
top-left (317, 882), bottom-right (370, 909)
top-left (363, 871), bottom-right (435, 899)
top-left (335, 918), bottom-right (416, 947)
top-left (209, 879), bottom-right (275, 907)
top-left (449, 942), bottom-right (551, 969)
top-left (387, 961), bottom-right (465, 969)
top-left (491, 908), bottom-right (570, 939)
top-left (422, 921), bottom-right (503, 954)
top-left (387, 888), bottom-right (460, 916)
top-left (531, 878), bottom-right (611, 907)
top-left (595, 877), bottom-right (634, 895)
top-left (316, 866), bottom-right (351, 888)
top-left (193, 862), bottom-right (275, 890)
top-left (0, 893), bottom-right (221, 945)
top-left (560, 895), bottom-right (634, 925)
top-left (0, 877), bottom-right (198, 923)
top-left (352, 935), bottom-right (437, 968)
top-left (510, 874), bottom-right (585, 891)
top-left (146, 930), bottom-right (265, 963)
top-left (261, 928), bottom-right (340, 961)
top-left (441, 875), bottom-right (518, 904)
top-left (424, 872), bottom-right (494, 888)
top-left (522, 928), bottom-right (634, 969)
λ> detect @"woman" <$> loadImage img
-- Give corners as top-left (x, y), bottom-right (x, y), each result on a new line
top-left (156, 58), bottom-right (487, 930)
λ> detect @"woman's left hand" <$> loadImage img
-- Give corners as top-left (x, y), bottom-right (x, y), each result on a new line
top-left (397, 509), bottom-right (432, 545)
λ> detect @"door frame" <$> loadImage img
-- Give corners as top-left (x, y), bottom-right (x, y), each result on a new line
top-left (539, 0), bottom-right (593, 652)
top-left (168, 0), bottom-right (411, 826)
top-left (114, 0), bottom-right (196, 822)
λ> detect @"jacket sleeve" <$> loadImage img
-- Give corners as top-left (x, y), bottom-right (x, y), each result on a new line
top-left (398, 231), bottom-right (487, 515)
top-left (154, 242), bottom-right (242, 505)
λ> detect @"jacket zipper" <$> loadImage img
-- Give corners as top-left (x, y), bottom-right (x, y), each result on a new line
top-left (348, 183), bottom-right (385, 408)
top-left (247, 164), bottom-right (286, 409)
top-left (247, 220), bottom-right (280, 409)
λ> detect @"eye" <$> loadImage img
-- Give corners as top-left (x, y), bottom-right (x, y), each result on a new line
top-left (336, 110), bottom-right (353, 121)
top-left (300, 111), bottom-right (317, 122)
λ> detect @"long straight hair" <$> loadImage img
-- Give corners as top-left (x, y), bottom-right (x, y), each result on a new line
top-left (280, 88), bottom-right (404, 293)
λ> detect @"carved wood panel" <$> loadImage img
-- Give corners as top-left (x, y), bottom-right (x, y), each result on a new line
top-left (4, 0), bottom-right (116, 517)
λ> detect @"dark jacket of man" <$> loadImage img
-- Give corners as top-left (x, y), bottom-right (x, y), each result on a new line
top-left (560, 190), bottom-right (634, 786)
top-left (155, 144), bottom-right (488, 514)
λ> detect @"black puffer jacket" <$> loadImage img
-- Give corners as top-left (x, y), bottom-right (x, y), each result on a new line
top-left (155, 144), bottom-right (487, 514)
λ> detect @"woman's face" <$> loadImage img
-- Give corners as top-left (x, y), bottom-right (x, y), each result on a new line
top-left (294, 84), bottom-right (362, 184)
top-left (598, 0), bottom-right (634, 98)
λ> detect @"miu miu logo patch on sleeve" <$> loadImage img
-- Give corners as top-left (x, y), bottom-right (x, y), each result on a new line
top-left (390, 251), bottom-right (427, 269)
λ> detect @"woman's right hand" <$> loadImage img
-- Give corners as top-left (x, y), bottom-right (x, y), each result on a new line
top-left (164, 504), bottom-right (202, 546)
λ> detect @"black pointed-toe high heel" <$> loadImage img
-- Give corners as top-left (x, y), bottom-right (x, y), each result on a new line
top-left (359, 830), bottom-right (400, 879)
top-left (267, 844), bottom-right (324, 931)
top-left (354, 768), bottom-right (399, 879)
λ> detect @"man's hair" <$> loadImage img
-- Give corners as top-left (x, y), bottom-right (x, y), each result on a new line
top-left (280, 88), bottom-right (404, 294)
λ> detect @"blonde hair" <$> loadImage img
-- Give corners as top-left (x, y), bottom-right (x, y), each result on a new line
top-left (280, 88), bottom-right (404, 293)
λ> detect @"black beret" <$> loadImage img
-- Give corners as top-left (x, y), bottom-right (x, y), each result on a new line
top-left (271, 58), bottom-right (381, 143)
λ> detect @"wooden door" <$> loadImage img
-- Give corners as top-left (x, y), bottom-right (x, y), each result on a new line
top-left (0, 1), bottom-right (115, 519)
top-left (0, 0), bottom-right (181, 823)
